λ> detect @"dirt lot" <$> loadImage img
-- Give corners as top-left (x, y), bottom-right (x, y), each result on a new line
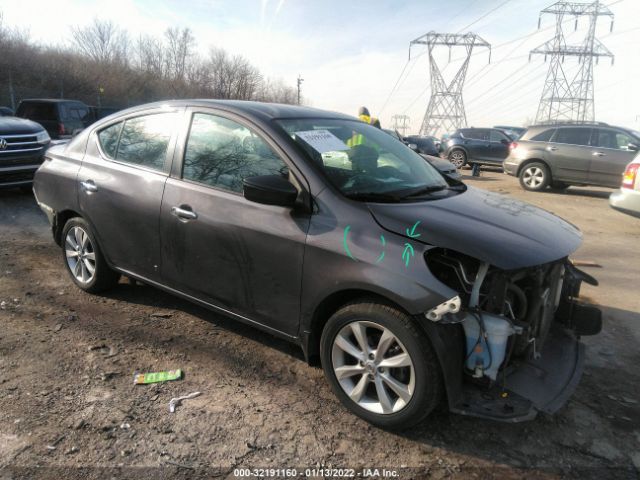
top-left (1, 169), bottom-right (639, 479)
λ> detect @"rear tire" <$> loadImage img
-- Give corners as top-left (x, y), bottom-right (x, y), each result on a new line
top-left (320, 302), bottom-right (442, 429)
top-left (61, 217), bottom-right (120, 293)
top-left (448, 149), bottom-right (467, 168)
top-left (519, 162), bottom-right (550, 191)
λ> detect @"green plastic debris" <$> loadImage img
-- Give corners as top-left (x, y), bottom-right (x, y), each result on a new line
top-left (133, 369), bottom-right (182, 385)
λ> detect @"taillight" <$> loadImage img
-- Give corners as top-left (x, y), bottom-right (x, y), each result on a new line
top-left (622, 163), bottom-right (639, 188)
top-left (58, 123), bottom-right (65, 136)
top-left (509, 142), bottom-right (518, 150)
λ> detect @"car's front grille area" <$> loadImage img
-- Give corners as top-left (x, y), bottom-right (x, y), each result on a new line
top-left (0, 134), bottom-right (42, 154)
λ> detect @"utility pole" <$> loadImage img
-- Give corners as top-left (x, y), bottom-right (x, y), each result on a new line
top-left (391, 114), bottom-right (411, 136)
top-left (410, 32), bottom-right (490, 137)
top-left (530, 1), bottom-right (614, 124)
top-left (296, 75), bottom-right (304, 105)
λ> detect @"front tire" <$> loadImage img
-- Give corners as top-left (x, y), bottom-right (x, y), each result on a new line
top-left (320, 302), bottom-right (442, 429)
top-left (448, 149), bottom-right (467, 168)
top-left (519, 162), bottom-right (550, 191)
top-left (61, 217), bottom-right (119, 293)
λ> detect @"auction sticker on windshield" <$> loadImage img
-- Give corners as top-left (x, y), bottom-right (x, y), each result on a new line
top-left (295, 129), bottom-right (349, 153)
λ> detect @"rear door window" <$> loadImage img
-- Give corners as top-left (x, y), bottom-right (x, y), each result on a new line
top-left (114, 113), bottom-right (177, 171)
top-left (553, 128), bottom-right (592, 146)
top-left (490, 130), bottom-right (510, 143)
top-left (97, 122), bottom-right (123, 159)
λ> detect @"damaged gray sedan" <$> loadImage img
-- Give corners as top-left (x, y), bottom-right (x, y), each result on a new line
top-left (33, 100), bottom-right (601, 429)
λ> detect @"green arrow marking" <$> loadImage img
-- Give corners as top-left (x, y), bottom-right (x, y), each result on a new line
top-left (402, 243), bottom-right (415, 267)
top-left (375, 235), bottom-right (386, 264)
top-left (342, 225), bottom-right (357, 261)
top-left (406, 221), bottom-right (421, 238)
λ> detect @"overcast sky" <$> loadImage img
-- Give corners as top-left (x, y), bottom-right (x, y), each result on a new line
top-left (1, 0), bottom-right (638, 133)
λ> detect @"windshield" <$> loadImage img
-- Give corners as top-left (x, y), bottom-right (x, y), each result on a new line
top-left (276, 118), bottom-right (450, 201)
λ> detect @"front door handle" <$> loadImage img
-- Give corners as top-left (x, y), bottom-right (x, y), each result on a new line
top-left (171, 206), bottom-right (198, 220)
top-left (547, 146), bottom-right (558, 151)
top-left (80, 180), bottom-right (98, 193)
top-left (592, 151), bottom-right (607, 157)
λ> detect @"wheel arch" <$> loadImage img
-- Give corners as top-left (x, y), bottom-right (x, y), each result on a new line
top-left (53, 209), bottom-right (83, 246)
top-left (302, 288), bottom-right (464, 409)
top-left (516, 158), bottom-right (551, 178)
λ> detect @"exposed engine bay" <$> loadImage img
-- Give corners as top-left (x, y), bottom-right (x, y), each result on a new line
top-left (425, 248), bottom-right (602, 387)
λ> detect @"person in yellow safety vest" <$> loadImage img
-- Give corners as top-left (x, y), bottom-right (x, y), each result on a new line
top-left (347, 106), bottom-right (381, 147)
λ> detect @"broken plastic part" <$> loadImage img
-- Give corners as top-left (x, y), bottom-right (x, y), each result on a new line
top-left (425, 295), bottom-right (461, 322)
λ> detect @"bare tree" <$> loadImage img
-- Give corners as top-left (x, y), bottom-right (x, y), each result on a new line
top-left (71, 19), bottom-right (129, 65)
top-left (164, 27), bottom-right (195, 81)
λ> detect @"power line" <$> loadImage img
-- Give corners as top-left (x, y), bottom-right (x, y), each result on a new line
top-left (378, 59), bottom-right (411, 115)
top-left (456, 0), bottom-right (513, 33)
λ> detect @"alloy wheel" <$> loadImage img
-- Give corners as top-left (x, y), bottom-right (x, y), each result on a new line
top-left (523, 166), bottom-right (545, 188)
top-left (331, 321), bottom-right (415, 414)
top-left (449, 151), bottom-right (465, 168)
top-left (65, 226), bottom-right (96, 284)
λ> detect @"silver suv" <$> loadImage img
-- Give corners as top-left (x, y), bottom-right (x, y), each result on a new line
top-left (503, 123), bottom-right (640, 191)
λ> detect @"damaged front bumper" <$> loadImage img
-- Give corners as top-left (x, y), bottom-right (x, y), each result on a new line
top-left (426, 258), bottom-right (602, 422)
top-left (450, 325), bottom-right (584, 422)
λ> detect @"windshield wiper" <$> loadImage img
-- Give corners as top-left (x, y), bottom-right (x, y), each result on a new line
top-left (394, 185), bottom-right (448, 199)
top-left (344, 191), bottom-right (404, 202)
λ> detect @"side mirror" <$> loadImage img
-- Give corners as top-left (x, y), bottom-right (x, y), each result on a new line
top-left (628, 142), bottom-right (639, 152)
top-left (243, 175), bottom-right (298, 207)
top-left (408, 143), bottom-right (419, 152)
top-left (500, 139), bottom-right (510, 145)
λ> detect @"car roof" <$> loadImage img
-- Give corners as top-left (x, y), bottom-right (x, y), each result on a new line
top-left (110, 99), bottom-right (356, 122)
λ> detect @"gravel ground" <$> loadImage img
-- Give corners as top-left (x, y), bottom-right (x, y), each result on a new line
top-left (0, 169), bottom-right (639, 479)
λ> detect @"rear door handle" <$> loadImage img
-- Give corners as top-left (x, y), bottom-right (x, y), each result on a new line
top-left (592, 151), bottom-right (607, 157)
top-left (171, 206), bottom-right (198, 220)
top-left (80, 180), bottom-right (98, 193)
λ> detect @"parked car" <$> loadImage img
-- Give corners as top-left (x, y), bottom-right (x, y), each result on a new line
top-left (15, 99), bottom-right (93, 139)
top-left (0, 115), bottom-right (51, 189)
top-left (33, 100), bottom-right (601, 429)
top-left (443, 128), bottom-right (512, 168)
top-left (419, 154), bottom-right (461, 181)
top-left (503, 123), bottom-right (640, 191)
top-left (382, 129), bottom-right (459, 180)
top-left (609, 154), bottom-right (640, 218)
top-left (404, 135), bottom-right (440, 156)
top-left (89, 105), bottom-right (121, 121)
top-left (494, 125), bottom-right (526, 139)
top-left (0, 106), bottom-right (15, 117)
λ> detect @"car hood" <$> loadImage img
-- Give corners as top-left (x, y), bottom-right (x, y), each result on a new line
top-left (0, 117), bottom-right (45, 135)
top-left (421, 154), bottom-right (456, 172)
top-left (367, 186), bottom-right (582, 270)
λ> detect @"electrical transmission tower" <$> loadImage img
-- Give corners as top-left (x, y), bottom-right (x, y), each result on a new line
top-left (530, 1), bottom-right (614, 124)
top-left (391, 114), bottom-right (411, 136)
top-left (410, 32), bottom-right (490, 137)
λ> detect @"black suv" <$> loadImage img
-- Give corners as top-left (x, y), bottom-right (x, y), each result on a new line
top-left (16, 99), bottom-right (93, 139)
top-left (0, 116), bottom-right (51, 188)
top-left (444, 128), bottom-right (513, 168)
top-left (503, 123), bottom-right (640, 191)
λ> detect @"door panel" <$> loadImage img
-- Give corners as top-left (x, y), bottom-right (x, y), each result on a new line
top-left (77, 110), bottom-right (180, 280)
top-left (462, 129), bottom-right (490, 161)
top-left (547, 128), bottom-right (592, 182)
top-left (589, 129), bottom-right (637, 187)
top-left (160, 110), bottom-right (310, 335)
top-left (488, 130), bottom-right (511, 164)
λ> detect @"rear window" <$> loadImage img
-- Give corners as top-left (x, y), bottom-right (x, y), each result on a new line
top-left (16, 102), bottom-right (57, 121)
top-left (553, 128), bottom-right (592, 146)
top-left (530, 129), bottom-right (555, 142)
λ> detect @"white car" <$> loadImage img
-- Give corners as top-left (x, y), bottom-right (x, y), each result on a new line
top-left (610, 153), bottom-right (640, 218)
